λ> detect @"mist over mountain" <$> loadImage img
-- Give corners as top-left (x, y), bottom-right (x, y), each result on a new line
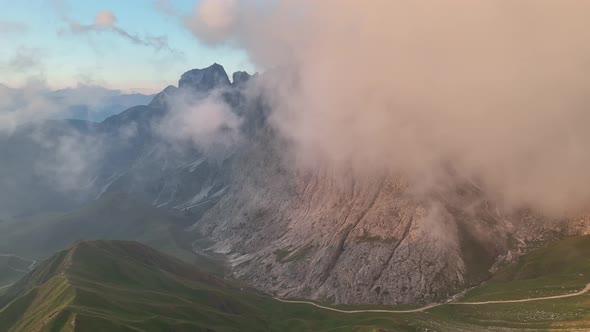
top-left (188, 0), bottom-right (590, 218)
top-left (3, 2), bottom-right (590, 330)
top-left (0, 64), bottom-right (247, 219)
top-left (0, 62), bottom-right (588, 308)
top-left (50, 87), bottom-right (155, 122)
top-left (0, 84), bottom-right (154, 125)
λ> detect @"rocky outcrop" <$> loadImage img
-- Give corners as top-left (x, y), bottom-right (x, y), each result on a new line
top-left (3, 63), bottom-right (586, 305)
top-left (232, 71), bottom-right (252, 86)
top-left (193, 135), bottom-right (468, 304)
top-left (179, 63), bottom-right (231, 92)
top-left (94, 65), bottom-right (590, 305)
top-left (185, 71), bottom-right (586, 304)
top-left (192, 129), bottom-right (582, 304)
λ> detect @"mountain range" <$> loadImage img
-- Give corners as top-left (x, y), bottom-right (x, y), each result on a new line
top-left (1, 63), bottom-right (590, 330)
top-left (0, 84), bottom-right (154, 123)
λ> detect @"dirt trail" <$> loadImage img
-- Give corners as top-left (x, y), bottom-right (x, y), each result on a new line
top-left (274, 298), bottom-right (440, 313)
top-left (454, 283), bottom-right (590, 305)
top-left (275, 283), bottom-right (590, 314)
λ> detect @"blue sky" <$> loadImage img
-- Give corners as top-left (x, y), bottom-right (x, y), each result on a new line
top-left (0, 0), bottom-right (255, 92)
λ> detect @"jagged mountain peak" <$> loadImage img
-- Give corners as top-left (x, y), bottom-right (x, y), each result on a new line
top-left (178, 63), bottom-right (231, 92)
top-left (232, 71), bottom-right (252, 86)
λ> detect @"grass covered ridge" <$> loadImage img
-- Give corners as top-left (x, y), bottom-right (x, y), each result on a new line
top-left (4, 236), bottom-right (590, 330)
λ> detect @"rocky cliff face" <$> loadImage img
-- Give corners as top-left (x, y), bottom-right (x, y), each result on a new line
top-left (182, 65), bottom-right (583, 305)
top-left (194, 133), bottom-right (466, 304)
top-left (192, 126), bottom-right (578, 304)
top-left (2, 63), bottom-right (585, 305)
top-left (179, 63), bottom-right (231, 92)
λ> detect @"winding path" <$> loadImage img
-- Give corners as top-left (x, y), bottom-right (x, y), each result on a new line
top-left (0, 283), bottom-right (14, 290)
top-left (274, 298), bottom-right (440, 313)
top-left (454, 283), bottom-right (590, 305)
top-left (274, 283), bottom-right (590, 314)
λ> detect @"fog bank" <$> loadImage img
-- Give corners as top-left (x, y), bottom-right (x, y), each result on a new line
top-left (188, 0), bottom-right (590, 216)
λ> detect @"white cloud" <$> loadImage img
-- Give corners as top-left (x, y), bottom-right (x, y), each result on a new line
top-left (64, 9), bottom-right (180, 54)
top-left (158, 88), bottom-right (242, 161)
top-left (94, 10), bottom-right (117, 28)
top-left (186, 0), bottom-right (590, 217)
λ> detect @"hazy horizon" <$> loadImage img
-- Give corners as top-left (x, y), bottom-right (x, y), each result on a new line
top-left (0, 0), bottom-right (255, 92)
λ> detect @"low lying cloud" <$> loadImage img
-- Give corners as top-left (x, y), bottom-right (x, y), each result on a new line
top-left (187, 0), bottom-right (590, 217)
top-left (33, 129), bottom-right (104, 192)
top-left (0, 82), bottom-right (138, 133)
top-left (158, 88), bottom-right (243, 161)
top-left (0, 82), bottom-right (57, 133)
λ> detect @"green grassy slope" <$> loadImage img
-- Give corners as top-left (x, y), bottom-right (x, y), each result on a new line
top-left (426, 235), bottom-right (590, 331)
top-left (5, 238), bottom-right (590, 331)
top-left (0, 241), bottom-right (418, 332)
top-left (463, 235), bottom-right (590, 302)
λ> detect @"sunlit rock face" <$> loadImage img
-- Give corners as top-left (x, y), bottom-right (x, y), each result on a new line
top-left (189, 122), bottom-right (575, 305)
